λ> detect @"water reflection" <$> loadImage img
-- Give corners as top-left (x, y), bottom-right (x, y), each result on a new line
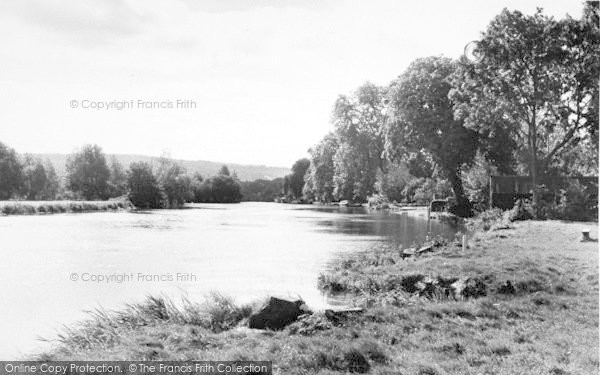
top-left (301, 206), bottom-right (456, 247)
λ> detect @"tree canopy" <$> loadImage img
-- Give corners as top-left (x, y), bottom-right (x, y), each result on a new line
top-left (66, 144), bottom-right (110, 200)
top-left (0, 142), bottom-right (23, 200)
top-left (127, 162), bottom-right (163, 209)
top-left (386, 56), bottom-right (478, 216)
top-left (451, 7), bottom-right (600, 214)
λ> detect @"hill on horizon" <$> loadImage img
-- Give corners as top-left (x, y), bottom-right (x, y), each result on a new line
top-left (31, 153), bottom-right (290, 182)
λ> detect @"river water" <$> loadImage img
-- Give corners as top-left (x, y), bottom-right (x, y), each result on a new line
top-left (0, 202), bottom-right (459, 358)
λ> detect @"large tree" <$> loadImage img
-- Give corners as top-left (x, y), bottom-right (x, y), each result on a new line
top-left (107, 156), bottom-right (128, 198)
top-left (21, 155), bottom-right (47, 200)
top-left (331, 82), bottom-right (388, 201)
top-left (304, 133), bottom-right (339, 202)
top-left (66, 144), bottom-right (110, 200)
top-left (385, 56), bottom-right (478, 217)
top-left (287, 158), bottom-right (310, 200)
top-left (21, 155), bottom-right (59, 200)
top-left (451, 6), bottom-right (600, 214)
top-left (127, 162), bottom-right (163, 209)
top-left (156, 157), bottom-right (192, 208)
top-left (0, 142), bottom-right (23, 200)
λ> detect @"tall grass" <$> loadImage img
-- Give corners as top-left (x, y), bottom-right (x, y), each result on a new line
top-left (52, 294), bottom-right (253, 352)
top-left (0, 199), bottom-right (131, 216)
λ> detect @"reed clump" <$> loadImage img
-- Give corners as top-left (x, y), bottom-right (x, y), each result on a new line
top-left (0, 200), bottom-right (131, 216)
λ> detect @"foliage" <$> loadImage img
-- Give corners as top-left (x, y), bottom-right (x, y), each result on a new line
top-left (284, 158), bottom-right (310, 200)
top-left (331, 83), bottom-right (388, 202)
top-left (127, 162), bottom-right (163, 209)
top-left (548, 137), bottom-right (598, 176)
top-left (156, 157), bottom-right (193, 208)
top-left (539, 179), bottom-right (598, 221)
top-left (193, 175), bottom-right (243, 203)
top-left (218, 165), bottom-right (230, 176)
top-left (0, 141), bottom-right (24, 200)
top-left (240, 178), bottom-right (283, 202)
top-left (303, 133), bottom-right (339, 202)
top-left (333, 142), bottom-right (366, 202)
top-left (413, 178), bottom-right (453, 205)
top-left (375, 162), bottom-right (411, 203)
top-left (452, 7), bottom-right (600, 215)
top-left (404, 151), bottom-right (435, 179)
top-left (462, 152), bottom-right (499, 210)
top-left (66, 144), bottom-right (110, 200)
top-left (385, 56), bottom-right (477, 217)
top-left (282, 175), bottom-right (291, 197)
top-left (107, 156), bottom-right (128, 198)
top-left (20, 155), bottom-right (60, 200)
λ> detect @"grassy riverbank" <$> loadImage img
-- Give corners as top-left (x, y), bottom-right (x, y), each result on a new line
top-left (36, 220), bottom-right (598, 375)
top-left (0, 200), bottom-right (132, 215)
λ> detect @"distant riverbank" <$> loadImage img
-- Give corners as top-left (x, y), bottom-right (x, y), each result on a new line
top-left (0, 200), bottom-right (131, 215)
top-left (32, 218), bottom-right (598, 374)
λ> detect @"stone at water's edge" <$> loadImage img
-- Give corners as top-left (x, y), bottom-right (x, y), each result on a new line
top-left (248, 297), bottom-right (309, 330)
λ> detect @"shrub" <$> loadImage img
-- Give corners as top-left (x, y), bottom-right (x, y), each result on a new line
top-left (508, 199), bottom-right (534, 221)
top-left (548, 180), bottom-right (597, 221)
top-left (413, 178), bottom-right (452, 205)
top-left (469, 208), bottom-right (506, 231)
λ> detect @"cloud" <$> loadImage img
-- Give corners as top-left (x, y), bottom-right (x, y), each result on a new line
top-left (179, 0), bottom-right (338, 13)
top-left (0, 0), bottom-right (148, 45)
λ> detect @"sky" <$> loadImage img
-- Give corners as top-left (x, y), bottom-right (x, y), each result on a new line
top-left (0, 0), bottom-right (583, 167)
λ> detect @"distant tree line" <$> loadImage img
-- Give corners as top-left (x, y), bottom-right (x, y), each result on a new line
top-left (239, 178), bottom-right (284, 202)
top-left (294, 4), bottom-right (598, 217)
top-left (0, 143), bottom-right (61, 201)
top-left (0, 142), bottom-right (243, 208)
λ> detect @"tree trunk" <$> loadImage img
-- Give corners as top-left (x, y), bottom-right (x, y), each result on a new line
top-left (448, 169), bottom-right (473, 218)
top-left (529, 112), bottom-right (539, 219)
top-left (530, 152), bottom-right (539, 218)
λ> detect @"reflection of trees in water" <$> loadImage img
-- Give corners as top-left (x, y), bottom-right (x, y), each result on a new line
top-left (313, 211), bottom-right (459, 247)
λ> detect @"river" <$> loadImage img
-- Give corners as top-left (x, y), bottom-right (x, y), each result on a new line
top-left (0, 202), bottom-right (459, 358)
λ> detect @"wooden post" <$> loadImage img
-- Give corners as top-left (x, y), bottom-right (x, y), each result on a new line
top-left (582, 228), bottom-right (591, 242)
top-left (462, 234), bottom-right (467, 251)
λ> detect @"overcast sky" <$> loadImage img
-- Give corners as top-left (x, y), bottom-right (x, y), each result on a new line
top-left (0, 0), bottom-right (583, 167)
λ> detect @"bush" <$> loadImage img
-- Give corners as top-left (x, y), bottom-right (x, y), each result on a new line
top-left (469, 208), bottom-right (506, 231)
top-left (508, 199), bottom-right (534, 221)
top-left (413, 178), bottom-right (452, 205)
top-left (542, 180), bottom-right (597, 221)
